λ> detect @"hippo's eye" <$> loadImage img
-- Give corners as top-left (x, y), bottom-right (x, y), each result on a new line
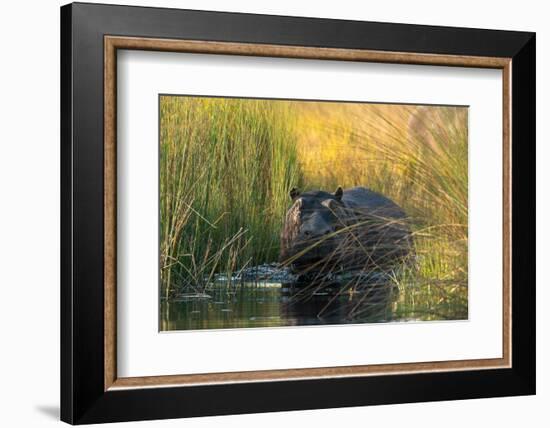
top-left (321, 199), bottom-right (340, 211)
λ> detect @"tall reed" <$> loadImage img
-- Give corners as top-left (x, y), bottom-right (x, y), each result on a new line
top-left (160, 96), bottom-right (301, 298)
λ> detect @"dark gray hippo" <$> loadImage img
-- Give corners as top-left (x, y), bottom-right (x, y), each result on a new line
top-left (279, 186), bottom-right (412, 276)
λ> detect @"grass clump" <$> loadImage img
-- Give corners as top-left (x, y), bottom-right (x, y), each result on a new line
top-left (160, 96), bottom-right (301, 298)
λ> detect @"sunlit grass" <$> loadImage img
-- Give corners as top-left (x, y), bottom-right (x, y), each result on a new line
top-left (293, 102), bottom-right (468, 319)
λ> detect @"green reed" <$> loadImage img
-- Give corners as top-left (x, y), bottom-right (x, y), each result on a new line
top-left (160, 96), bottom-right (301, 298)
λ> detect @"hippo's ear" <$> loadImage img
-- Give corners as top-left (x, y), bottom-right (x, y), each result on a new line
top-left (334, 186), bottom-right (343, 201)
top-left (290, 188), bottom-right (300, 200)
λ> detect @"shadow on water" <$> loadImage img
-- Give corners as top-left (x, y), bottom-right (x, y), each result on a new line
top-left (160, 278), bottom-right (395, 331)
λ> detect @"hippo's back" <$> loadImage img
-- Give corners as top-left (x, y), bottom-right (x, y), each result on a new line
top-left (342, 187), bottom-right (407, 220)
top-left (338, 187), bottom-right (411, 270)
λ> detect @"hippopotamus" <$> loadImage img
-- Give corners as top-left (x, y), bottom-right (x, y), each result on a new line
top-left (279, 186), bottom-right (411, 276)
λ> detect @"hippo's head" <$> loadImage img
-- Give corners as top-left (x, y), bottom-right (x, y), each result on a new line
top-left (279, 187), bottom-right (345, 270)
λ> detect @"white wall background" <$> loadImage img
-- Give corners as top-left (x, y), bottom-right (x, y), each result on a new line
top-left (0, 0), bottom-right (545, 426)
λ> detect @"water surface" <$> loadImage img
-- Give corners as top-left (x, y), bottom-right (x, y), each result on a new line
top-left (160, 281), bottom-right (394, 331)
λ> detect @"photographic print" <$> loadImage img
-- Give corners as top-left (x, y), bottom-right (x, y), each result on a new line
top-left (61, 7), bottom-right (534, 422)
top-left (159, 95), bottom-right (468, 331)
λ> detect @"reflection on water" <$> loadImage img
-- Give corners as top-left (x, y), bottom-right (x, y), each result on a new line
top-left (160, 281), bottom-right (395, 331)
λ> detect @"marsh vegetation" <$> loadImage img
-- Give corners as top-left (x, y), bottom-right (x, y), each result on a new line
top-left (160, 96), bottom-right (468, 330)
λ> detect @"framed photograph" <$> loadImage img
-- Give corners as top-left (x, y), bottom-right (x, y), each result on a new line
top-left (60, 2), bottom-right (535, 424)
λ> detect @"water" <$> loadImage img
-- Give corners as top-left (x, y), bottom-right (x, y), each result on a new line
top-left (160, 280), bottom-right (395, 331)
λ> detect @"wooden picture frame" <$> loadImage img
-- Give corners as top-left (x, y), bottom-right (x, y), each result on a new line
top-left (61, 2), bottom-right (535, 424)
